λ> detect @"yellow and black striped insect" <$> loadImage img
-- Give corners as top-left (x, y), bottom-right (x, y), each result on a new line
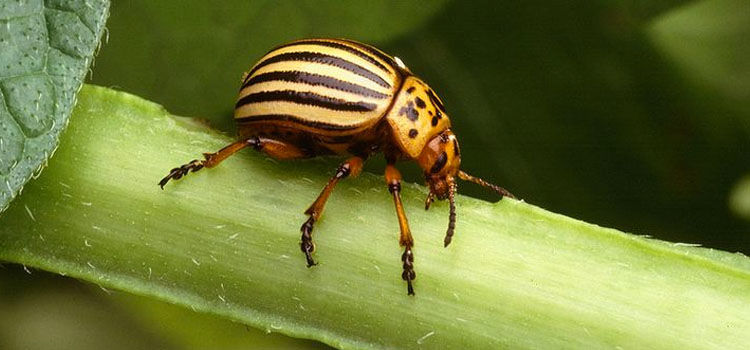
top-left (159, 38), bottom-right (514, 295)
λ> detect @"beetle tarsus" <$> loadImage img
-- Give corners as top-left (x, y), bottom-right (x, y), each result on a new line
top-left (300, 216), bottom-right (317, 267)
top-left (402, 247), bottom-right (416, 296)
top-left (158, 159), bottom-right (204, 189)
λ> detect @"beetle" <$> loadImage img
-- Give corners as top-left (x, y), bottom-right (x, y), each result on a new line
top-left (159, 38), bottom-right (514, 295)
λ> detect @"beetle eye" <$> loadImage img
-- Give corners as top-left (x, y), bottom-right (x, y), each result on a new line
top-left (439, 133), bottom-right (449, 143)
top-left (430, 151), bottom-right (448, 174)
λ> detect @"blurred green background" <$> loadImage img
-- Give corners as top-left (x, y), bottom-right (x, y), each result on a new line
top-left (3, 0), bottom-right (749, 348)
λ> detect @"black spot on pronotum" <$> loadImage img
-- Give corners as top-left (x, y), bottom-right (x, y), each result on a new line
top-left (398, 100), bottom-right (419, 121)
top-left (431, 116), bottom-right (438, 126)
top-left (408, 129), bottom-right (418, 138)
top-left (415, 97), bottom-right (426, 109)
top-left (453, 139), bottom-right (460, 157)
top-left (406, 86), bottom-right (415, 94)
top-left (430, 151), bottom-right (448, 174)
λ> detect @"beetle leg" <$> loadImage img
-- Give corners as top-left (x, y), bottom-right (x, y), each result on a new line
top-left (385, 164), bottom-right (416, 296)
top-left (159, 136), bottom-right (311, 188)
top-left (159, 138), bottom-right (258, 189)
top-left (254, 137), bottom-right (310, 160)
top-left (300, 156), bottom-right (364, 267)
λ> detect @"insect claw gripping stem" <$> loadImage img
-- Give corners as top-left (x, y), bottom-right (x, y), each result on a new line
top-left (300, 216), bottom-right (317, 267)
top-left (158, 159), bottom-right (204, 189)
top-left (402, 247), bottom-right (416, 295)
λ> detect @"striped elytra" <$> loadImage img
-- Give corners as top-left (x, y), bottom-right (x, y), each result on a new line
top-left (160, 38), bottom-right (515, 296)
top-left (235, 39), bottom-right (401, 136)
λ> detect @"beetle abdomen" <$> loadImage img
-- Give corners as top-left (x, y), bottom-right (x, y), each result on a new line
top-left (235, 39), bottom-right (403, 136)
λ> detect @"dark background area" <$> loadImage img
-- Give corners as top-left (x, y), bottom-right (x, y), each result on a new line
top-left (3, 0), bottom-right (748, 349)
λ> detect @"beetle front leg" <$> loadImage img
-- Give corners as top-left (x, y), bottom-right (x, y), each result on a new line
top-left (300, 156), bottom-right (364, 267)
top-left (385, 164), bottom-right (416, 295)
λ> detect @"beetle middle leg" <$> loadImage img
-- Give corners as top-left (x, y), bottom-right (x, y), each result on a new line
top-left (159, 136), bottom-right (309, 188)
top-left (300, 156), bottom-right (364, 267)
top-left (385, 164), bottom-right (416, 295)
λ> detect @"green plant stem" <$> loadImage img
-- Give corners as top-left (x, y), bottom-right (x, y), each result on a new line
top-left (1, 85), bottom-right (749, 349)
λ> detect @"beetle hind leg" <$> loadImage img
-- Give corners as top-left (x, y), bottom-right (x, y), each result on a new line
top-left (158, 159), bottom-right (205, 189)
top-left (300, 156), bottom-right (364, 267)
top-left (159, 136), bottom-right (312, 189)
top-left (159, 138), bottom-right (260, 189)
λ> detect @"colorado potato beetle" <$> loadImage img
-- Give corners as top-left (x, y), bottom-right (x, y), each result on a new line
top-left (159, 38), bottom-right (514, 295)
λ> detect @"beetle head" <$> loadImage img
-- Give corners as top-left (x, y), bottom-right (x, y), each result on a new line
top-left (417, 129), bottom-right (461, 200)
top-left (418, 129), bottom-right (517, 247)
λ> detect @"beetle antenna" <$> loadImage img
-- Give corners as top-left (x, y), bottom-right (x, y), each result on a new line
top-left (444, 181), bottom-right (457, 247)
top-left (424, 191), bottom-right (435, 210)
top-left (457, 170), bottom-right (515, 199)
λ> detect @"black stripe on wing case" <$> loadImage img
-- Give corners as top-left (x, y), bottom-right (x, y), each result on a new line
top-left (247, 51), bottom-right (391, 88)
top-left (236, 114), bottom-right (362, 131)
top-left (277, 39), bottom-right (393, 75)
top-left (235, 90), bottom-right (378, 112)
top-left (341, 39), bottom-right (399, 70)
top-left (242, 70), bottom-right (389, 99)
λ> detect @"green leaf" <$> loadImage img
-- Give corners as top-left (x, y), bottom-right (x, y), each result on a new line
top-left (0, 0), bottom-right (109, 212)
top-left (89, 0), bottom-right (449, 130)
top-left (1, 85), bottom-right (749, 349)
